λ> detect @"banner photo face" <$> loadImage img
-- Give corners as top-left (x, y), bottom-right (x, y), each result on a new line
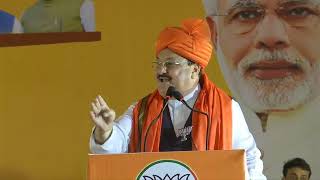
top-left (204, 0), bottom-right (320, 179)
top-left (0, 0), bottom-right (95, 34)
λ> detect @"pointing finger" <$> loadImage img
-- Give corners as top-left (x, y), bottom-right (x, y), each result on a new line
top-left (98, 95), bottom-right (109, 110)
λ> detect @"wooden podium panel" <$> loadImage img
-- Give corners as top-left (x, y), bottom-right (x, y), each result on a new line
top-left (88, 150), bottom-right (246, 180)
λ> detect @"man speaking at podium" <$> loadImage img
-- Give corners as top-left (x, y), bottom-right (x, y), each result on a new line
top-left (89, 18), bottom-right (266, 179)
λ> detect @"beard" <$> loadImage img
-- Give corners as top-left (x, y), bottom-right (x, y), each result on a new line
top-left (216, 44), bottom-right (320, 112)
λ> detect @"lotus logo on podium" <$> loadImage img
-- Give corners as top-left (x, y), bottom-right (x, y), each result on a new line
top-left (137, 159), bottom-right (198, 180)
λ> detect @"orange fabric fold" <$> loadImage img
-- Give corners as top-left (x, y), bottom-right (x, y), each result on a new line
top-left (129, 73), bottom-right (232, 152)
top-left (155, 18), bottom-right (213, 68)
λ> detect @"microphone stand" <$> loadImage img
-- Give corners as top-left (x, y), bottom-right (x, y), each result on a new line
top-left (180, 100), bottom-right (210, 151)
top-left (143, 97), bottom-right (170, 152)
top-left (171, 87), bottom-right (210, 150)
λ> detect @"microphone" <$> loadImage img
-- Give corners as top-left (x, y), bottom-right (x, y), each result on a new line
top-left (143, 87), bottom-right (175, 152)
top-left (170, 86), bottom-right (211, 151)
top-left (166, 86), bottom-right (176, 98)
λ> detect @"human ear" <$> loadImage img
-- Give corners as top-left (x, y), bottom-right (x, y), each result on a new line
top-left (206, 16), bottom-right (217, 49)
top-left (191, 65), bottom-right (201, 79)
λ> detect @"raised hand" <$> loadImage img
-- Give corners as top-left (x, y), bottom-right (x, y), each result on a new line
top-left (90, 95), bottom-right (116, 144)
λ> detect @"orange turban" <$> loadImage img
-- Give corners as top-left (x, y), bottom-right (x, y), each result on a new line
top-left (155, 18), bottom-right (213, 68)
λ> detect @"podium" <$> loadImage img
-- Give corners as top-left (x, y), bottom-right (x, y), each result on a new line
top-left (88, 150), bottom-right (246, 180)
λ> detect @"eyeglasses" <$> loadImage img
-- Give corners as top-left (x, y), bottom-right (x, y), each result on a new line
top-left (210, 1), bottom-right (320, 34)
top-left (151, 60), bottom-right (193, 71)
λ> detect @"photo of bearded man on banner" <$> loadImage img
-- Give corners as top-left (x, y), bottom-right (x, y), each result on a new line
top-left (202, 0), bottom-right (320, 178)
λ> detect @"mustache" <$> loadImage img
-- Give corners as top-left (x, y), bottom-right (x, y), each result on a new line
top-left (238, 50), bottom-right (309, 73)
top-left (157, 74), bottom-right (172, 82)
